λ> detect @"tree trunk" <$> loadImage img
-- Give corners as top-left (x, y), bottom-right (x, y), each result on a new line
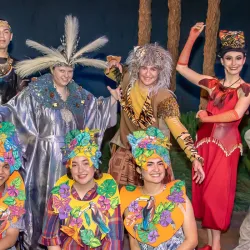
top-left (167, 0), bottom-right (181, 91)
top-left (200, 0), bottom-right (221, 109)
top-left (138, 0), bottom-right (152, 46)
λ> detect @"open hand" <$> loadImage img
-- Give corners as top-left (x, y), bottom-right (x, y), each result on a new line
top-left (107, 85), bottom-right (122, 102)
top-left (190, 22), bottom-right (205, 39)
top-left (192, 159), bottom-right (205, 184)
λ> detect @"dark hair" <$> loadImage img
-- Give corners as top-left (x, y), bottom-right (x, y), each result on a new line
top-left (67, 167), bottom-right (103, 180)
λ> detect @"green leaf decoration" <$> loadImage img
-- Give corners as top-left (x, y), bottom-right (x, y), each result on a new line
top-left (80, 229), bottom-right (94, 245)
top-left (134, 148), bottom-right (144, 158)
top-left (17, 190), bottom-right (26, 201)
top-left (125, 185), bottom-right (136, 192)
top-left (156, 147), bottom-right (167, 157)
top-left (3, 196), bottom-right (16, 206)
top-left (155, 202), bottom-right (164, 214)
top-left (152, 213), bottom-right (160, 224)
top-left (110, 197), bottom-right (119, 209)
top-left (84, 211), bottom-right (91, 226)
top-left (164, 202), bottom-right (175, 211)
top-left (170, 181), bottom-right (185, 194)
top-left (89, 237), bottom-right (102, 248)
top-left (97, 179), bottom-right (117, 198)
top-left (144, 150), bottom-right (154, 157)
top-left (51, 186), bottom-right (60, 195)
top-left (65, 129), bottom-right (81, 144)
top-left (133, 131), bottom-right (147, 139)
top-left (10, 177), bottom-right (21, 189)
top-left (137, 224), bottom-right (149, 243)
top-left (70, 206), bottom-right (81, 218)
top-left (137, 223), bottom-right (156, 243)
top-left (61, 180), bottom-right (69, 186)
top-left (76, 132), bottom-right (91, 146)
top-left (147, 127), bottom-right (165, 139)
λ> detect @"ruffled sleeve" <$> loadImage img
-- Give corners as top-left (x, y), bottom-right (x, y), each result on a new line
top-left (198, 78), bottom-right (218, 89)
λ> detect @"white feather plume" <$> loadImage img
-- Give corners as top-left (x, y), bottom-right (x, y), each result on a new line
top-left (72, 36), bottom-right (108, 60)
top-left (26, 39), bottom-right (67, 62)
top-left (15, 56), bottom-right (60, 78)
top-left (65, 15), bottom-right (79, 61)
top-left (74, 58), bottom-right (108, 69)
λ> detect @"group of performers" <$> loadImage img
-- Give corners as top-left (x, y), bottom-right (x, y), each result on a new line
top-left (0, 14), bottom-right (249, 250)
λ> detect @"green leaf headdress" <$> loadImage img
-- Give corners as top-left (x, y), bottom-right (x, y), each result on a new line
top-left (0, 122), bottom-right (22, 173)
top-left (127, 127), bottom-right (171, 169)
top-left (62, 128), bottom-right (101, 169)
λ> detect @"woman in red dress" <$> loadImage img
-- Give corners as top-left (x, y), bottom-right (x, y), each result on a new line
top-left (176, 22), bottom-right (250, 250)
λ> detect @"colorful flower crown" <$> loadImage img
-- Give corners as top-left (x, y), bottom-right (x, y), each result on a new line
top-left (62, 128), bottom-right (101, 169)
top-left (0, 122), bottom-right (22, 173)
top-left (127, 127), bottom-right (171, 169)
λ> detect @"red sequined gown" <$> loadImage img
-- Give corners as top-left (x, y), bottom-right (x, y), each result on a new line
top-left (192, 78), bottom-right (249, 231)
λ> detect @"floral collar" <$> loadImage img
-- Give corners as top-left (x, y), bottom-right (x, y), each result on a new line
top-left (120, 180), bottom-right (186, 247)
top-left (51, 173), bottom-right (120, 248)
top-left (0, 171), bottom-right (26, 235)
top-left (29, 73), bottom-right (88, 114)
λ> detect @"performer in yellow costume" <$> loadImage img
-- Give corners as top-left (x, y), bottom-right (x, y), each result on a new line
top-left (120, 127), bottom-right (198, 250)
top-left (105, 44), bottom-right (204, 186)
top-left (0, 122), bottom-right (26, 249)
top-left (40, 128), bottom-right (123, 250)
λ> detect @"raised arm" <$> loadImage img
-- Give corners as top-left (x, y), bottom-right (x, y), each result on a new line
top-left (176, 22), bottom-right (214, 93)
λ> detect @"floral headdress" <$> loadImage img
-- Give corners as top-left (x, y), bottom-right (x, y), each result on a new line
top-left (62, 128), bottom-right (101, 169)
top-left (15, 15), bottom-right (108, 78)
top-left (127, 127), bottom-right (171, 169)
top-left (0, 122), bottom-right (22, 173)
top-left (125, 43), bottom-right (172, 95)
top-left (0, 19), bottom-right (11, 32)
top-left (218, 30), bottom-right (247, 57)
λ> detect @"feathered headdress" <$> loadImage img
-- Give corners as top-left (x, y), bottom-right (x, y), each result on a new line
top-left (15, 15), bottom-right (108, 78)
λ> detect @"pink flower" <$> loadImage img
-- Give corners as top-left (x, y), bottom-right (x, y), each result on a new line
top-left (4, 151), bottom-right (15, 166)
top-left (69, 139), bottom-right (77, 150)
top-left (69, 217), bottom-right (83, 227)
top-left (97, 196), bottom-right (111, 211)
top-left (9, 205), bottom-right (26, 219)
top-left (7, 186), bottom-right (19, 197)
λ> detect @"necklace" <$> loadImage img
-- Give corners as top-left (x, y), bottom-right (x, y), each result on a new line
top-left (0, 55), bottom-right (13, 77)
top-left (222, 77), bottom-right (241, 89)
top-left (141, 184), bottom-right (166, 196)
top-left (53, 82), bottom-right (73, 123)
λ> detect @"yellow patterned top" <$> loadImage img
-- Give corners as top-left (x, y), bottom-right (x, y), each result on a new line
top-left (51, 173), bottom-right (120, 248)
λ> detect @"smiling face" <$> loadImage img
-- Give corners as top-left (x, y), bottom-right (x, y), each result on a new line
top-left (0, 24), bottom-right (12, 51)
top-left (52, 66), bottom-right (74, 88)
top-left (138, 157), bottom-right (166, 184)
top-left (0, 161), bottom-right (11, 192)
top-left (138, 65), bottom-right (160, 87)
top-left (221, 51), bottom-right (246, 76)
top-left (70, 156), bottom-right (95, 186)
